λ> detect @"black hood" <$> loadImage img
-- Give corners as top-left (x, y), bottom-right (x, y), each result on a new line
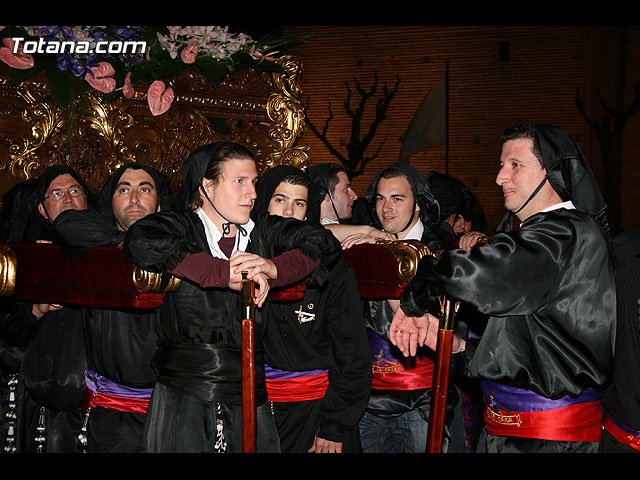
top-left (253, 164), bottom-right (320, 223)
top-left (365, 163), bottom-right (440, 232)
top-left (306, 163), bottom-right (332, 200)
top-left (174, 142), bottom-right (225, 212)
top-left (28, 165), bottom-right (94, 241)
top-left (534, 124), bottom-right (610, 238)
top-left (427, 170), bottom-right (488, 234)
top-left (97, 162), bottom-right (173, 226)
top-left (36, 164), bottom-right (93, 207)
top-left (533, 124), bottom-right (606, 217)
top-left (0, 178), bottom-right (39, 242)
top-left (306, 162), bottom-right (348, 223)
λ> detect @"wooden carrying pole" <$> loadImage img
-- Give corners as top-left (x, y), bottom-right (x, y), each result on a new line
top-left (426, 296), bottom-right (459, 453)
top-left (241, 272), bottom-right (256, 453)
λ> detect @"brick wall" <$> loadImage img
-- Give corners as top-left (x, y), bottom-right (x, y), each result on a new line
top-left (284, 25), bottom-right (640, 232)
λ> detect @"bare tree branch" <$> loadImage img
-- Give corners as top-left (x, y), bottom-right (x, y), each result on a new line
top-left (575, 82), bottom-right (640, 230)
top-left (305, 71), bottom-right (400, 179)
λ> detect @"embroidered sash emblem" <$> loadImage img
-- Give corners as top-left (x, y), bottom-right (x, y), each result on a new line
top-left (486, 389), bottom-right (522, 427)
top-left (371, 349), bottom-right (403, 374)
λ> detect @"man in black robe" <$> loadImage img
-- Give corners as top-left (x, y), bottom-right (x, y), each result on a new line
top-left (356, 163), bottom-right (468, 453)
top-left (53, 162), bottom-right (173, 452)
top-left (253, 165), bottom-right (370, 453)
top-left (122, 142), bottom-right (342, 452)
top-left (0, 165), bottom-right (92, 452)
top-left (390, 123), bottom-right (615, 453)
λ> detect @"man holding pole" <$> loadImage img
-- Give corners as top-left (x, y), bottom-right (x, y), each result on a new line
top-left (122, 142), bottom-right (341, 453)
top-left (390, 123), bottom-right (615, 453)
top-left (356, 163), bottom-right (467, 453)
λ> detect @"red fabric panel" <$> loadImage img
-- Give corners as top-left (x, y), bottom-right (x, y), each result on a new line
top-left (269, 243), bottom-right (407, 302)
top-left (7, 242), bottom-right (165, 309)
top-left (343, 244), bottom-right (407, 299)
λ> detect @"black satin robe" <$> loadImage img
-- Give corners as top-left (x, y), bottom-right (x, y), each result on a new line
top-left (123, 209), bottom-right (341, 452)
top-left (0, 301), bottom-right (85, 453)
top-left (52, 208), bottom-right (163, 453)
top-left (401, 208), bottom-right (615, 403)
top-left (602, 228), bottom-right (640, 453)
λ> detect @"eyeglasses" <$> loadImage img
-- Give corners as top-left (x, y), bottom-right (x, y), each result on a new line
top-left (44, 187), bottom-right (85, 201)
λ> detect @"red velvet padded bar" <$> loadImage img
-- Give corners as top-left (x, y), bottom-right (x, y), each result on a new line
top-left (7, 242), bottom-right (166, 309)
top-left (5, 242), bottom-right (407, 307)
top-left (269, 243), bottom-right (406, 302)
top-left (343, 243), bottom-right (407, 299)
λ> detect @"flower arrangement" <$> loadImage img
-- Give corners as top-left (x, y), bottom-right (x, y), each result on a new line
top-left (0, 26), bottom-right (303, 116)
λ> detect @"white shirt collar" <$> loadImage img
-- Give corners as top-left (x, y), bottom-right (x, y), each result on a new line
top-left (404, 220), bottom-right (424, 241)
top-left (394, 219), bottom-right (424, 241)
top-left (196, 208), bottom-right (254, 259)
top-left (520, 201), bottom-right (576, 227)
top-left (321, 216), bottom-right (339, 225)
top-left (540, 200), bottom-right (576, 213)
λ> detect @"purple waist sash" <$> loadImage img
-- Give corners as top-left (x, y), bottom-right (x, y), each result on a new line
top-left (481, 380), bottom-right (602, 412)
top-left (85, 367), bottom-right (153, 400)
top-left (264, 364), bottom-right (327, 379)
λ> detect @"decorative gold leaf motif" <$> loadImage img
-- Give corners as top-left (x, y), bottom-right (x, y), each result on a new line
top-left (375, 239), bottom-right (437, 282)
top-left (132, 266), bottom-right (182, 293)
top-left (266, 55), bottom-right (310, 172)
top-left (0, 244), bottom-right (17, 297)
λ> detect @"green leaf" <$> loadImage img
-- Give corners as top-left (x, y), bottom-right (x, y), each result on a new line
top-left (45, 67), bottom-right (79, 109)
top-left (7, 66), bottom-right (42, 86)
top-left (194, 59), bottom-right (228, 88)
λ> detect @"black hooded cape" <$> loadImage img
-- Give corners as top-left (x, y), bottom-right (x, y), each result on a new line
top-left (400, 124), bottom-right (615, 402)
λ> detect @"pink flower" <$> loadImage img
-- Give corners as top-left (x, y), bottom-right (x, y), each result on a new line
top-left (180, 40), bottom-right (199, 64)
top-left (147, 80), bottom-right (174, 116)
top-left (122, 72), bottom-right (134, 99)
top-left (0, 38), bottom-right (34, 69)
top-left (85, 62), bottom-right (116, 93)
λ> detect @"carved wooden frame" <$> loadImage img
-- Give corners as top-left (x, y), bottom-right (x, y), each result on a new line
top-left (0, 55), bottom-right (309, 194)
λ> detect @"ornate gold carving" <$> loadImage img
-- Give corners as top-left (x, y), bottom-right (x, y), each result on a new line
top-left (1, 59), bottom-right (310, 192)
top-left (265, 55), bottom-right (310, 171)
top-left (0, 243), bottom-right (17, 297)
top-left (375, 239), bottom-right (437, 282)
top-left (83, 93), bottom-right (136, 170)
top-left (8, 82), bottom-right (66, 179)
top-left (132, 266), bottom-right (182, 293)
top-left (4, 81), bottom-right (135, 182)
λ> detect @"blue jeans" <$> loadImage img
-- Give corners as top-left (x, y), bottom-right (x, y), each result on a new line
top-left (359, 409), bottom-right (431, 453)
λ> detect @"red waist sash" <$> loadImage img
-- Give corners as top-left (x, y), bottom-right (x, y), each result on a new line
top-left (482, 380), bottom-right (603, 442)
top-left (369, 331), bottom-right (434, 391)
top-left (83, 368), bottom-right (152, 414)
top-left (604, 411), bottom-right (640, 451)
top-left (265, 365), bottom-right (328, 402)
top-left (84, 387), bottom-right (150, 415)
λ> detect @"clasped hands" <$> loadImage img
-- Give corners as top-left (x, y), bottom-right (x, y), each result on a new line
top-left (228, 251), bottom-right (276, 308)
